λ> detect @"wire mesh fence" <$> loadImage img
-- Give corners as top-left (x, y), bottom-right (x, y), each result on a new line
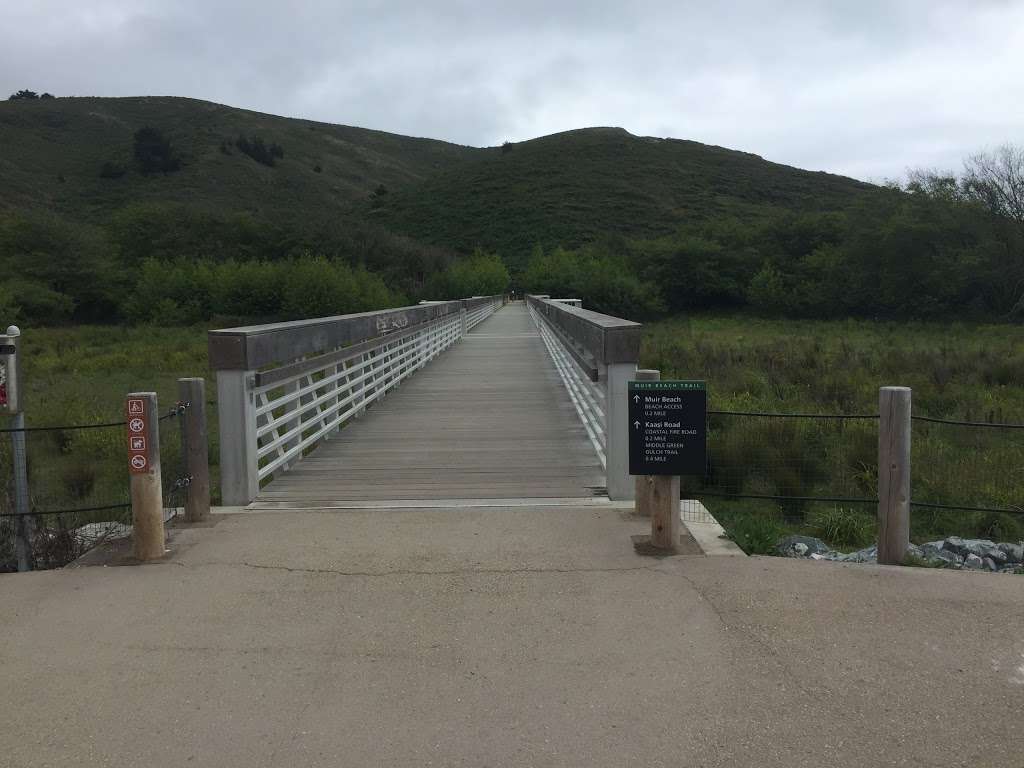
top-left (685, 412), bottom-right (878, 510)
top-left (0, 419), bottom-right (131, 571)
top-left (910, 416), bottom-right (1024, 542)
top-left (0, 399), bottom-right (196, 571)
top-left (684, 407), bottom-right (1023, 553)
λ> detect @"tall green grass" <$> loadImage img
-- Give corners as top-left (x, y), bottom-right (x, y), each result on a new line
top-left (645, 315), bottom-right (1024, 552)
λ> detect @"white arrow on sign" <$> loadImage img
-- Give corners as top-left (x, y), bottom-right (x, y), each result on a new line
top-left (633, 394), bottom-right (640, 402)
top-left (633, 420), bottom-right (641, 429)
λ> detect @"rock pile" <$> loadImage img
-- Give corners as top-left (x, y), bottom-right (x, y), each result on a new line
top-left (775, 535), bottom-right (1024, 574)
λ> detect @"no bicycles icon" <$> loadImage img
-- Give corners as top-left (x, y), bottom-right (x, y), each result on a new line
top-left (126, 396), bottom-right (151, 474)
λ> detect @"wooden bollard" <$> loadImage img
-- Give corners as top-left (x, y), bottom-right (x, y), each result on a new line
top-left (634, 369), bottom-right (681, 552)
top-left (126, 392), bottom-right (165, 561)
top-left (178, 378), bottom-right (211, 522)
top-left (878, 386), bottom-right (911, 565)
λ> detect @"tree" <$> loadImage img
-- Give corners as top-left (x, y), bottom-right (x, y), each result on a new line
top-left (8, 89), bottom-right (39, 100)
top-left (133, 127), bottom-right (181, 174)
top-left (963, 144), bottom-right (1024, 226)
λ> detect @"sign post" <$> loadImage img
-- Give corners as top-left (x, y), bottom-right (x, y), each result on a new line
top-left (125, 392), bottom-right (165, 561)
top-left (628, 372), bottom-right (707, 553)
top-left (2, 325), bottom-right (32, 571)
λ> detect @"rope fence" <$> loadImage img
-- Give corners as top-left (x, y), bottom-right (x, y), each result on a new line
top-left (0, 416), bottom-right (131, 571)
top-left (0, 400), bottom-right (198, 571)
top-left (689, 408), bottom-right (1023, 547)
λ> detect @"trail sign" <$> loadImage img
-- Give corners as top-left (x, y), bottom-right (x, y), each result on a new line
top-left (125, 397), bottom-right (151, 474)
top-left (628, 380), bottom-right (706, 476)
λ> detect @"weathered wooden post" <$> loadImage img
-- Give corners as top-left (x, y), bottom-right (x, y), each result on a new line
top-left (634, 370), bottom-right (681, 550)
top-left (126, 392), bottom-right (165, 561)
top-left (177, 378), bottom-right (211, 522)
top-left (878, 386), bottom-right (911, 565)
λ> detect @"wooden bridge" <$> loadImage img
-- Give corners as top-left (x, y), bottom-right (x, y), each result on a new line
top-left (209, 297), bottom-right (643, 507)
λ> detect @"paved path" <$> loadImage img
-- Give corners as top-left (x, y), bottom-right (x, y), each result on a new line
top-left (253, 303), bottom-right (604, 507)
top-left (2, 507), bottom-right (1022, 767)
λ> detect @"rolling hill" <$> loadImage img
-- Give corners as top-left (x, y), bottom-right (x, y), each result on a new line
top-left (368, 127), bottom-right (874, 261)
top-left (0, 96), bottom-right (479, 227)
top-left (0, 96), bottom-right (874, 261)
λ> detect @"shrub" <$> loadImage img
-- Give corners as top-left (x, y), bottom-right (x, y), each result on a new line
top-left (425, 250), bottom-right (510, 298)
top-left (807, 506), bottom-right (875, 549)
top-left (99, 161), bottom-right (127, 179)
top-left (235, 135), bottom-right (283, 167)
top-left (134, 127), bottom-right (181, 174)
top-left (975, 512), bottom-right (1023, 543)
top-left (724, 513), bottom-right (786, 555)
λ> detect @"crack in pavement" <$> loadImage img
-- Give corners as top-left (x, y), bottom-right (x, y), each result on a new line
top-left (673, 567), bottom-right (832, 703)
top-left (180, 560), bottom-right (666, 578)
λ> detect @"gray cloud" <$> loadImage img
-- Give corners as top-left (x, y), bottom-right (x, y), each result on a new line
top-left (2, 0), bottom-right (1021, 180)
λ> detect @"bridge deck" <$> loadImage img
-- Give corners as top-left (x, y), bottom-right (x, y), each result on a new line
top-left (251, 302), bottom-right (604, 506)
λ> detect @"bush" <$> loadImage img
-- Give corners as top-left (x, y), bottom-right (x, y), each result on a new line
top-left (5, 279), bottom-right (75, 323)
top-left (975, 512), bottom-right (1023, 543)
top-left (235, 135), bottom-right (283, 167)
top-left (424, 250), bottom-right (509, 298)
top-left (134, 127), bottom-right (181, 174)
top-left (523, 245), bottom-right (664, 319)
top-left (99, 161), bottom-right (127, 179)
top-left (723, 512), bottom-right (786, 555)
top-left (807, 506), bottom-right (875, 549)
top-left (124, 254), bottom-right (404, 324)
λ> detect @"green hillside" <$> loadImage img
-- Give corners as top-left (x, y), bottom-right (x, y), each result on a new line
top-left (0, 96), bottom-right (479, 225)
top-left (8, 94), bottom-right (1010, 326)
top-left (368, 127), bottom-right (874, 261)
top-left (1, 97), bottom-right (873, 253)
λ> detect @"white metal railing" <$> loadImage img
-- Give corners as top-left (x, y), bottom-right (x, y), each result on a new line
top-left (525, 295), bottom-right (642, 500)
top-left (253, 313), bottom-right (461, 482)
top-left (529, 304), bottom-right (607, 467)
top-left (465, 297), bottom-right (502, 330)
top-left (210, 295), bottom-right (505, 504)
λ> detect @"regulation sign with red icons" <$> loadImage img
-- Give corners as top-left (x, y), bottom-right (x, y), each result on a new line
top-left (126, 397), bottom-right (150, 474)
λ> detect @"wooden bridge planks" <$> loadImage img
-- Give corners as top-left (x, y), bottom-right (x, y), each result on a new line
top-left (251, 303), bottom-right (605, 505)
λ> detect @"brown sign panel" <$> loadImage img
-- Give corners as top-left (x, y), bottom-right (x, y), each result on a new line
top-left (126, 397), bottom-right (150, 474)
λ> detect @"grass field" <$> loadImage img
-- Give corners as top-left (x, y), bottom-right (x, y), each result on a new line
top-left (2, 315), bottom-right (1022, 560)
top-left (642, 315), bottom-right (1024, 552)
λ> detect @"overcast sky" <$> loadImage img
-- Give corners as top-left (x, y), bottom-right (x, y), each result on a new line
top-left (2, 0), bottom-right (1022, 181)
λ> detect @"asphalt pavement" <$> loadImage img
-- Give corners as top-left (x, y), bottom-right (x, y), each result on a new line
top-left (2, 505), bottom-right (1022, 767)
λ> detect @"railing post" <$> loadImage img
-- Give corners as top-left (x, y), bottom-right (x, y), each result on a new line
top-left (178, 378), bottom-right (211, 522)
top-left (216, 369), bottom-right (259, 506)
top-left (605, 361), bottom-right (637, 500)
top-left (460, 303), bottom-right (468, 339)
top-left (126, 391), bottom-right (165, 561)
top-left (878, 386), bottom-right (911, 565)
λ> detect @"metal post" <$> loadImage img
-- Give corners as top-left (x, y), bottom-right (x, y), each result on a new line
top-left (633, 369), bottom-right (681, 551)
top-left (605, 361), bottom-right (637, 500)
top-left (216, 369), bottom-right (259, 506)
top-left (11, 411), bottom-right (31, 571)
top-left (127, 392), bottom-right (165, 561)
top-left (878, 386), bottom-right (911, 565)
top-left (178, 378), bottom-right (211, 522)
top-left (2, 325), bottom-right (32, 571)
